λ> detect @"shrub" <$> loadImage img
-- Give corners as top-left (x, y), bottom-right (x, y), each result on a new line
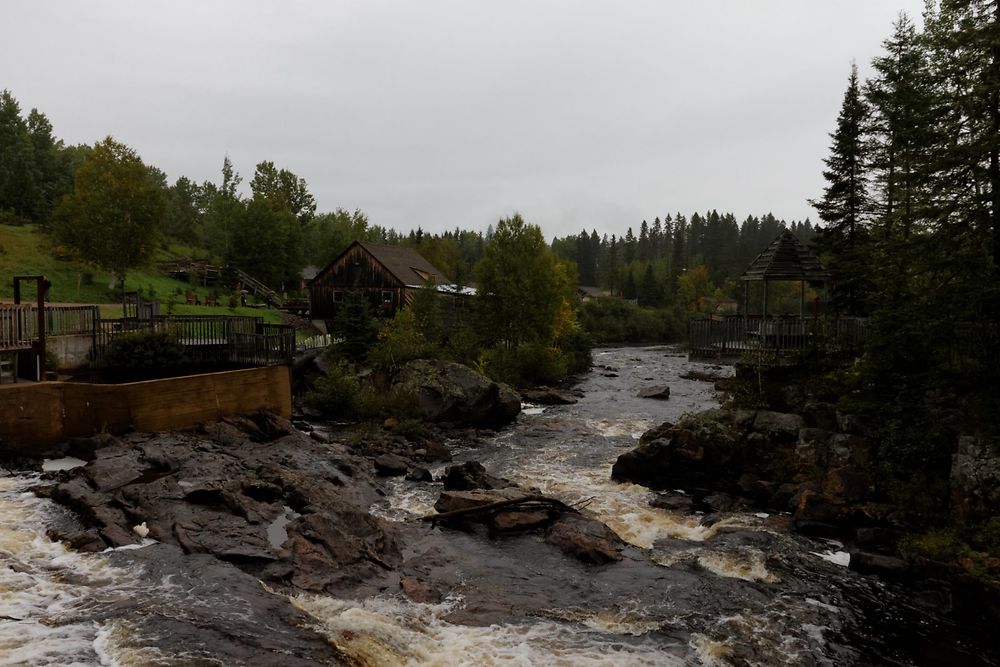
top-left (577, 298), bottom-right (684, 344)
top-left (367, 308), bottom-right (436, 371)
top-left (304, 359), bottom-right (361, 419)
top-left (100, 331), bottom-right (188, 381)
top-left (557, 326), bottom-right (593, 375)
top-left (481, 342), bottom-right (569, 388)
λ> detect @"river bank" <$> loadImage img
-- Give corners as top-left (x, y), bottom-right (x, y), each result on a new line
top-left (3, 346), bottom-right (999, 665)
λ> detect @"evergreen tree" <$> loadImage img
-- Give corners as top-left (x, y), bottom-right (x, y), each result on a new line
top-left (810, 64), bottom-right (871, 314)
top-left (638, 220), bottom-right (650, 261)
top-left (624, 227), bottom-right (636, 263)
top-left (638, 264), bottom-right (661, 307)
top-left (866, 15), bottom-right (934, 238)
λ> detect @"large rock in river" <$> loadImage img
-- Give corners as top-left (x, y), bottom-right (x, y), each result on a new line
top-left (46, 413), bottom-right (401, 595)
top-left (394, 359), bottom-right (521, 428)
top-left (611, 410), bottom-right (741, 491)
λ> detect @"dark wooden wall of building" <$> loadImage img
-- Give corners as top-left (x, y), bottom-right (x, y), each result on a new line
top-left (310, 244), bottom-right (407, 319)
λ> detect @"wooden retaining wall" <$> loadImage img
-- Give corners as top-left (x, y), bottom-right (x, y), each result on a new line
top-left (0, 366), bottom-right (291, 453)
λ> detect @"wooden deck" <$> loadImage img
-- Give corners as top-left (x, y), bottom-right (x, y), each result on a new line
top-left (2, 305), bottom-right (294, 376)
top-left (94, 316), bottom-right (295, 367)
top-left (688, 315), bottom-right (869, 364)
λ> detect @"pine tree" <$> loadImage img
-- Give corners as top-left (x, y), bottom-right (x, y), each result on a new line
top-left (866, 14), bottom-right (934, 239)
top-left (810, 63), bottom-right (872, 314)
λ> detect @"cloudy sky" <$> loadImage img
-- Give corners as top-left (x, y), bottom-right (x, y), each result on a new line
top-left (2, 1), bottom-right (925, 238)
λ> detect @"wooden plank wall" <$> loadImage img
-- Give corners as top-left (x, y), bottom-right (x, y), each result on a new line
top-left (0, 366), bottom-right (291, 452)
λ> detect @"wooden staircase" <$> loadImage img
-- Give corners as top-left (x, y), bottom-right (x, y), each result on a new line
top-left (231, 268), bottom-right (284, 307)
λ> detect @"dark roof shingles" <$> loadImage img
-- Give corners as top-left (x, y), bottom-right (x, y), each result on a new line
top-left (741, 230), bottom-right (829, 281)
top-left (357, 242), bottom-right (447, 285)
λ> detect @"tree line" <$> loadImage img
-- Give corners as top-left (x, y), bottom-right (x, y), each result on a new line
top-left (550, 214), bottom-right (816, 310)
top-left (811, 3), bottom-right (1000, 521)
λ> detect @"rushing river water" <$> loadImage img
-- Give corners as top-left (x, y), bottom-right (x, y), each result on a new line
top-left (1, 346), bottom-right (997, 666)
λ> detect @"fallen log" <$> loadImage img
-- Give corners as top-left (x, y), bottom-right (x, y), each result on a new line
top-left (419, 494), bottom-right (578, 525)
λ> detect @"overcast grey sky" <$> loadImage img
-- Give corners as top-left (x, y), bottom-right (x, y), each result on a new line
top-left (2, 1), bottom-right (925, 238)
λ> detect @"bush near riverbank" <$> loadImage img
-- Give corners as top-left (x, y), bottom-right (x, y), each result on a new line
top-left (576, 298), bottom-right (685, 345)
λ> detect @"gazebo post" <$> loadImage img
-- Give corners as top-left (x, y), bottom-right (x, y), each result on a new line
top-left (761, 279), bottom-right (768, 350)
top-left (799, 280), bottom-right (805, 317)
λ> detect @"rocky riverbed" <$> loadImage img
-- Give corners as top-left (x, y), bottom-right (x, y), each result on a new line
top-left (3, 346), bottom-right (999, 665)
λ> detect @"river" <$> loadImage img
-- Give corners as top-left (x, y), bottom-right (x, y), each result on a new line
top-left (1, 346), bottom-right (996, 665)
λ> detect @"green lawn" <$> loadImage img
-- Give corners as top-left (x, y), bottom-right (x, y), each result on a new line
top-left (1, 224), bottom-right (294, 329)
top-left (0, 224), bottom-right (203, 304)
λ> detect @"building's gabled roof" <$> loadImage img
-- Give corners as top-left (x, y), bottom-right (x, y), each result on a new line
top-left (356, 242), bottom-right (447, 286)
top-left (310, 241), bottom-right (448, 287)
top-left (741, 230), bottom-right (830, 282)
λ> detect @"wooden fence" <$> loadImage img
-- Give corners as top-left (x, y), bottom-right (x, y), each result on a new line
top-left (94, 315), bottom-right (294, 367)
top-left (0, 305), bottom-right (34, 351)
top-left (688, 315), bottom-right (870, 363)
top-left (2, 304), bottom-right (99, 347)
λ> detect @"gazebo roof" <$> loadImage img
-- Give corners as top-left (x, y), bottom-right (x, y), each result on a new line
top-left (740, 230), bottom-right (830, 282)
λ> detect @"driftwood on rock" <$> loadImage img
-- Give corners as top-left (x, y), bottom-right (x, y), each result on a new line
top-left (420, 494), bottom-right (578, 525)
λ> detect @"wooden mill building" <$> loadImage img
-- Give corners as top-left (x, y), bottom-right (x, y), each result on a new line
top-left (308, 241), bottom-right (470, 321)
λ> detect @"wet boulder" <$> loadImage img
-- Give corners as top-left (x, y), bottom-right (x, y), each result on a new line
top-left (951, 435), bottom-right (1000, 521)
top-left (612, 412), bottom-right (740, 491)
top-left (406, 466), bottom-right (433, 482)
top-left (791, 490), bottom-right (846, 537)
top-left (649, 493), bottom-right (693, 512)
top-left (491, 509), bottom-right (551, 532)
top-left (849, 551), bottom-right (910, 578)
top-left (751, 410), bottom-right (804, 442)
top-left (544, 515), bottom-right (624, 564)
top-left (441, 461), bottom-right (511, 491)
top-left (400, 576), bottom-right (441, 603)
top-left (638, 385), bottom-right (670, 400)
top-left (394, 359), bottom-right (521, 428)
top-left (521, 388), bottom-right (578, 405)
top-left (46, 415), bottom-right (401, 596)
top-left (433, 488), bottom-right (529, 514)
top-left (374, 453), bottom-right (409, 477)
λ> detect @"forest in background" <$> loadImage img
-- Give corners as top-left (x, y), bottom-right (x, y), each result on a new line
top-left (0, 87), bottom-right (813, 313)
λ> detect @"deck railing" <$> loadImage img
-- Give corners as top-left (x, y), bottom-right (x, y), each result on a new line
top-left (688, 315), bottom-right (870, 363)
top-left (0, 305), bottom-right (34, 351)
top-left (93, 315), bottom-right (294, 367)
top-left (1, 304), bottom-right (100, 349)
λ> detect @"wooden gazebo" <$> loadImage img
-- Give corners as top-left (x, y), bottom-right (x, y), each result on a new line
top-left (740, 229), bottom-right (830, 317)
top-left (689, 230), bottom-right (867, 362)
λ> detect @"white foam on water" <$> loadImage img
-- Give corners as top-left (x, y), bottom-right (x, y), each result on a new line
top-left (811, 550), bottom-right (851, 567)
top-left (585, 418), bottom-right (653, 440)
top-left (369, 476), bottom-right (440, 522)
top-left (293, 594), bottom-right (682, 667)
top-left (0, 476), bottom-right (181, 667)
top-left (690, 633), bottom-right (735, 667)
top-left (544, 602), bottom-right (664, 637)
top-left (40, 457), bottom-right (87, 472)
top-left (92, 620), bottom-right (175, 667)
top-left (501, 461), bottom-right (749, 548)
top-left (522, 406), bottom-right (546, 416)
top-left (0, 477), bottom-right (127, 665)
top-left (696, 550), bottom-right (780, 583)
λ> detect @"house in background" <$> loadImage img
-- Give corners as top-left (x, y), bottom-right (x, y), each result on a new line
top-left (308, 241), bottom-right (474, 322)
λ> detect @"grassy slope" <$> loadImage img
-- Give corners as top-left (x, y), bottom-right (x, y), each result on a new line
top-left (0, 224), bottom-right (284, 325)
